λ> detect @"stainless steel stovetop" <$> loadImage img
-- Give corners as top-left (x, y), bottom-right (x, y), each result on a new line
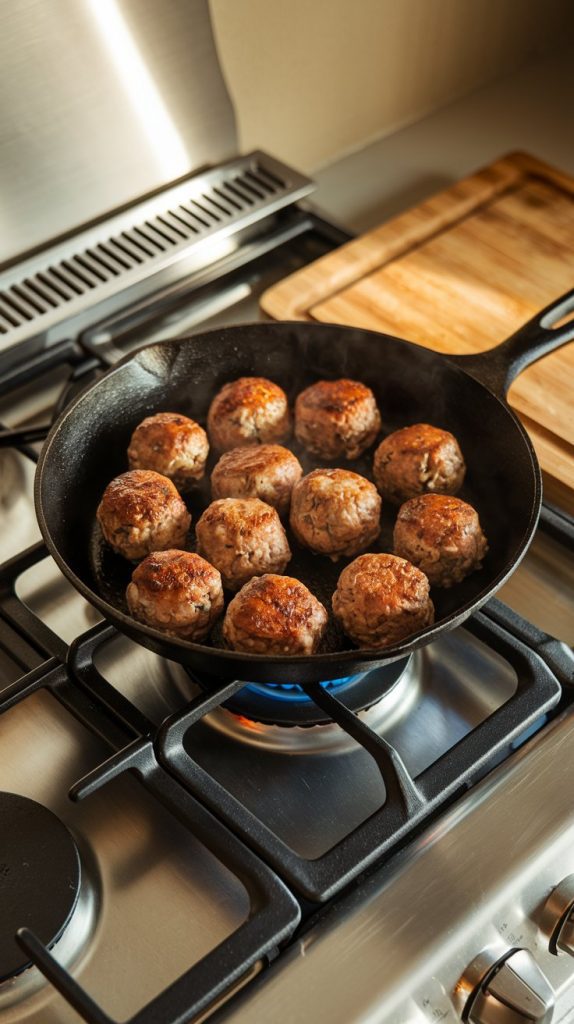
top-left (1, 159), bottom-right (574, 1024)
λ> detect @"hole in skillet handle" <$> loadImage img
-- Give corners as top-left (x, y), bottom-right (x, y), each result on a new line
top-left (549, 308), bottom-right (574, 331)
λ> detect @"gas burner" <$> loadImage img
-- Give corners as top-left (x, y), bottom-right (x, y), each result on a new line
top-left (206, 653), bottom-right (422, 751)
top-left (216, 654), bottom-right (415, 727)
top-left (0, 793), bottom-right (98, 1008)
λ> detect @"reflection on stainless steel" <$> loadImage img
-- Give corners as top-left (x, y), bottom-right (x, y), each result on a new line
top-left (193, 963), bottom-right (263, 1024)
top-left (0, 452), bottom-right (38, 562)
top-left (498, 531), bottom-right (574, 645)
top-left (219, 713), bottom-right (574, 1024)
top-left (93, 632), bottom-right (189, 725)
top-left (0, 451), bottom-right (24, 508)
top-left (16, 555), bottom-right (102, 644)
top-left (130, 281), bottom-right (252, 345)
top-left (0, 690), bottom-right (249, 1023)
top-left (85, 0), bottom-right (189, 179)
top-left (0, 0), bottom-right (236, 265)
top-left (0, 363), bottom-right (74, 430)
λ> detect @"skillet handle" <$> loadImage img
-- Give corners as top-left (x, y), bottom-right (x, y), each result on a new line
top-left (449, 286), bottom-right (574, 397)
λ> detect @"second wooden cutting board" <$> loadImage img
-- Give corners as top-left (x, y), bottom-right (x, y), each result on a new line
top-left (261, 152), bottom-right (574, 511)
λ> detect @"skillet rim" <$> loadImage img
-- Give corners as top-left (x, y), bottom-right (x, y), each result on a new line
top-left (33, 321), bottom-right (542, 669)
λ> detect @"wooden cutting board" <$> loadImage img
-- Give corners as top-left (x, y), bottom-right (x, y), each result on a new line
top-left (261, 152), bottom-right (574, 512)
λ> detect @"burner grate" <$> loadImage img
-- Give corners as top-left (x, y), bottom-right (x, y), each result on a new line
top-left (0, 524), bottom-right (571, 1020)
top-left (151, 609), bottom-right (566, 902)
top-left (0, 548), bottom-right (300, 1024)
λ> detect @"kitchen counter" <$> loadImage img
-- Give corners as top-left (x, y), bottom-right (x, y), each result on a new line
top-left (302, 44), bottom-right (574, 517)
top-left (312, 44), bottom-right (574, 234)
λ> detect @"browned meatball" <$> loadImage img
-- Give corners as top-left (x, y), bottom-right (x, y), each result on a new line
top-left (126, 550), bottom-right (223, 639)
top-left (223, 574), bottom-right (328, 655)
top-left (332, 553), bottom-right (434, 648)
top-left (294, 378), bottom-right (381, 460)
top-left (97, 470), bottom-right (191, 561)
top-left (207, 377), bottom-right (291, 453)
top-left (290, 468), bottom-right (381, 561)
top-left (195, 498), bottom-right (291, 590)
top-left (393, 494), bottom-right (488, 588)
top-left (128, 412), bottom-right (209, 490)
top-left (211, 444), bottom-right (303, 516)
top-left (373, 423), bottom-right (466, 504)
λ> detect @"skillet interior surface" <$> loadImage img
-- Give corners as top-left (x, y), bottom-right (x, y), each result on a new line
top-left (35, 322), bottom-right (539, 683)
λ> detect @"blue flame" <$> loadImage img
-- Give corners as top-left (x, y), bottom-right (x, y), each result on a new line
top-left (242, 676), bottom-right (360, 703)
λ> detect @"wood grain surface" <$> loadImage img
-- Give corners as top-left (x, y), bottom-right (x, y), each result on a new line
top-left (261, 153), bottom-right (574, 509)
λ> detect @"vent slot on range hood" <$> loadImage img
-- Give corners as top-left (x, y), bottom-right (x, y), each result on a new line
top-left (0, 152), bottom-right (314, 349)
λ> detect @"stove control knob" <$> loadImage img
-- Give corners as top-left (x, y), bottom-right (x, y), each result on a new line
top-left (464, 949), bottom-right (554, 1024)
top-left (540, 875), bottom-right (574, 955)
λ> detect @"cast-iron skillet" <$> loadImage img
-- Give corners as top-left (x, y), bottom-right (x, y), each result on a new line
top-left (35, 289), bottom-right (574, 684)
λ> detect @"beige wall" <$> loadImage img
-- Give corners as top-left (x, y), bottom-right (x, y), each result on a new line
top-left (211, 0), bottom-right (574, 173)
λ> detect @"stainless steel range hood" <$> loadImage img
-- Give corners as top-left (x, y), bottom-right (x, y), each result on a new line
top-left (0, 0), bottom-right (316, 366)
top-left (0, 0), bottom-right (237, 266)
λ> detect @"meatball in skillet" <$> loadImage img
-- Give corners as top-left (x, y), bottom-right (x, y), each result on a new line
top-left (126, 550), bottom-right (223, 640)
top-left (97, 470), bottom-right (191, 561)
top-left (128, 412), bottom-right (209, 490)
top-left (207, 377), bottom-right (291, 453)
top-left (290, 468), bottom-right (381, 561)
top-left (332, 553), bottom-right (434, 648)
top-left (393, 493), bottom-right (488, 588)
top-left (195, 497), bottom-right (291, 591)
top-left (294, 378), bottom-right (381, 460)
top-left (211, 444), bottom-right (302, 516)
top-left (223, 574), bottom-right (328, 655)
top-left (373, 423), bottom-right (465, 504)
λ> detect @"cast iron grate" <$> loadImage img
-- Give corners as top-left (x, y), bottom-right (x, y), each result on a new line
top-left (0, 544), bottom-right (300, 1024)
top-left (152, 605), bottom-right (566, 901)
top-left (0, 548), bottom-right (571, 1022)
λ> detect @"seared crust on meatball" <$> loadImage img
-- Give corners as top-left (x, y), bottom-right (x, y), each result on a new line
top-left (97, 470), bottom-right (191, 561)
top-left (211, 444), bottom-right (303, 516)
top-left (294, 379), bottom-right (381, 460)
top-left (223, 574), bottom-right (328, 655)
top-left (332, 553), bottom-right (434, 648)
top-left (373, 423), bottom-right (465, 504)
top-left (290, 468), bottom-right (381, 561)
top-left (207, 377), bottom-right (291, 452)
top-left (195, 498), bottom-right (291, 590)
top-left (126, 550), bottom-right (223, 639)
top-left (128, 412), bottom-right (209, 490)
top-left (393, 494), bottom-right (488, 588)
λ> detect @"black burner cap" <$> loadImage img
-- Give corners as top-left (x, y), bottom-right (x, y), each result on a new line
top-left (0, 792), bottom-right (81, 982)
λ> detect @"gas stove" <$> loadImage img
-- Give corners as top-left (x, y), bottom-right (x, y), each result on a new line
top-left (1, 151), bottom-right (574, 1024)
